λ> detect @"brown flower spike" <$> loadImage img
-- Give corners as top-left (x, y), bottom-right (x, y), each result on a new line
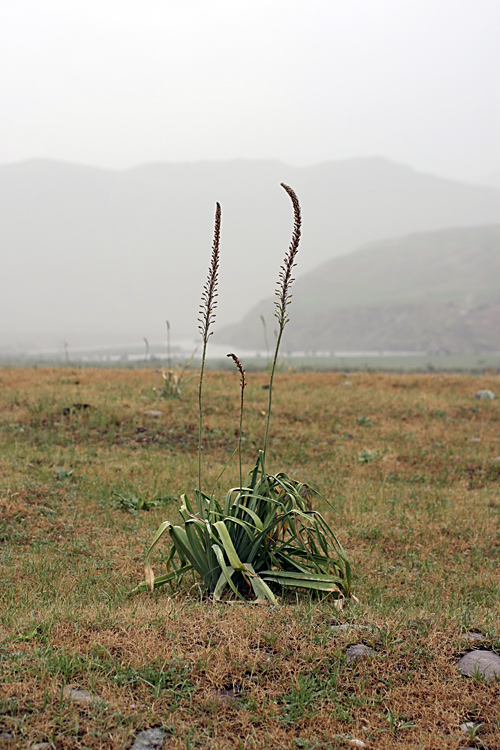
top-left (275, 183), bottom-right (302, 328)
top-left (198, 202), bottom-right (221, 342)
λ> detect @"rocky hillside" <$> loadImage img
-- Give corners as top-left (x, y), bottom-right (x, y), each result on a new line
top-left (217, 225), bottom-right (500, 354)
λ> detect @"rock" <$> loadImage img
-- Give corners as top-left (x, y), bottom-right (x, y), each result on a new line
top-left (473, 389), bottom-right (495, 400)
top-left (62, 686), bottom-right (103, 704)
top-left (143, 410), bottom-right (163, 417)
top-left (347, 740), bottom-right (367, 748)
top-left (30, 744), bottom-right (51, 750)
top-left (462, 631), bottom-right (486, 642)
top-left (129, 728), bottom-right (166, 749)
top-left (0, 733), bottom-right (12, 740)
top-left (210, 687), bottom-right (240, 705)
top-left (457, 650), bottom-right (500, 680)
top-left (460, 721), bottom-right (475, 732)
top-left (346, 644), bottom-right (375, 663)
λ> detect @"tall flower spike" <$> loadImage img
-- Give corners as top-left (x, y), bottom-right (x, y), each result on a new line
top-left (198, 202), bottom-right (221, 342)
top-left (262, 183), bottom-right (302, 464)
top-left (197, 202), bottom-right (221, 497)
top-left (275, 183), bottom-right (301, 328)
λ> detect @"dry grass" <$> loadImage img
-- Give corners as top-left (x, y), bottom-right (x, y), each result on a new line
top-left (1, 366), bottom-right (500, 749)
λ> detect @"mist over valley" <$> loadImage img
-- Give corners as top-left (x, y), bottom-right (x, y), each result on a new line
top-left (1, 157), bottom-right (499, 358)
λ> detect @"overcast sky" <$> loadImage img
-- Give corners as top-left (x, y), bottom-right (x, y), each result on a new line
top-left (1, 0), bottom-right (499, 184)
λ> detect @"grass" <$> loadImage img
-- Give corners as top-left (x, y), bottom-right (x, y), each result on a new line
top-left (1, 366), bottom-right (500, 748)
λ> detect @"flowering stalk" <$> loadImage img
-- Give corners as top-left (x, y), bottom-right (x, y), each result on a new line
top-left (262, 184), bottom-right (302, 464)
top-left (198, 203), bottom-right (221, 500)
top-left (227, 352), bottom-right (247, 489)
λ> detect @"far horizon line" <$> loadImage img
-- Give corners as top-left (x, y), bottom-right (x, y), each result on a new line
top-left (0, 154), bottom-right (497, 189)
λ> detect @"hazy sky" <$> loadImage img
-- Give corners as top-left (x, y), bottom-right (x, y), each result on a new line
top-left (1, 0), bottom-right (499, 183)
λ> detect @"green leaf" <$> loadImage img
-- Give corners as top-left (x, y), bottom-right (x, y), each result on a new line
top-left (213, 520), bottom-right (245, 571)
top-left (144, 520), bottom-right (172, 562)
top-left (244, 563), bottom-right (277, 604)
top-left (261, 572), bottom-right (341, 592)
top-left (211, 544), bottom-right (244, 601)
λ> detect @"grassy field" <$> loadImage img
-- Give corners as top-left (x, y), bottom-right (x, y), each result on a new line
top-left (1, 367), bottom-right (500, 749)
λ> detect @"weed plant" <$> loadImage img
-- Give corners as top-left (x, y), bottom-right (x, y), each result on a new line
top-left (134, 186), bottom-right (352, 604)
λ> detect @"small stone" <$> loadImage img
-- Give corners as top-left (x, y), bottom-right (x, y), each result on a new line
top-left (30, 744), bottom-right (51, 750)
top-left (460, 722), bottom-right (475, 732)
top-left (473, 389), bottom-right (495, 400)
top-left (62, 686), bottom-right (103, 704)
top-left (129, 727), bottom-right (166, 749)
top-left (0, 733), bottom-right (12, 740)
top-left (458, 650), bottom-right (500, 681)
top-left (210, 687), bottom-right (240, 705)
top-left (347, 740), bottom-right (367, 748)
top-left (346, 644), bottom-right (375, 663)
top-left (462, 631), bottom-right (486, 642)
top-left (143, 410), bottom-right (163, 417)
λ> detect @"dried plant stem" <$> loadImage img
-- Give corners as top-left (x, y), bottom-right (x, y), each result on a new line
top-left (166, 320), bottom-right (171, 371)
top-left (198, 203), bottom-right (221, 500)
top-left (227, 353), bottom-right (247, 489)
top-left (262, 183), bottom-right (302, 464)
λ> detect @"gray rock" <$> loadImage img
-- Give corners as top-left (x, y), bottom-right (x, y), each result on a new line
top-left (346, 644), bottom-right (375, 663)
top-left (462, 631), bottom-right (486, 642)
top-left (210, 687), bottom-right (240, 705)
top-left (62, 686), bottom-right (103, 704)
top-left (473, 389), bottom-right (495, 400)
top-left (143, 410), bottom-right (163, 417)
top-left (460, 721), bottom-right (475, 732)
top-left (458, 650), bottom-right (500, 680)
top-left (30, 744), bottom-right (51, 750)
top-left (129, 728), bottom-right (166, 750)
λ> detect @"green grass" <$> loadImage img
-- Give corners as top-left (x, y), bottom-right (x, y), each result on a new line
top-left (0, 367), bottom-right (500, 748)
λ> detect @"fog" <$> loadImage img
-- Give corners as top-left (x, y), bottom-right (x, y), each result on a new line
top-left (1, 0), bottom-right (499, 183)
top-left (1, 1), bottom-right (500, 355)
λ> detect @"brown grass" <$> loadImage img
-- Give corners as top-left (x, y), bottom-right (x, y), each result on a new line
top-left (1, 367), bottom-right (500, 749)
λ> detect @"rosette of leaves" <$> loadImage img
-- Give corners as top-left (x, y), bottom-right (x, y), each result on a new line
top-left (132, 452), bottom-right (352, 605)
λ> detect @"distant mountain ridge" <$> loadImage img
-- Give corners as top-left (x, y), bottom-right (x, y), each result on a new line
top-left (1, 157), bottom-right (499, 350)
top-left (217, 225), bottom-right (500, 354)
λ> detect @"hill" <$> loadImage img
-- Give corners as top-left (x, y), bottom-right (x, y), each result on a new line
top-left (217, 225), bottom-right (500, 354)
top-left (1, 157), bottom-right (499, 351)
